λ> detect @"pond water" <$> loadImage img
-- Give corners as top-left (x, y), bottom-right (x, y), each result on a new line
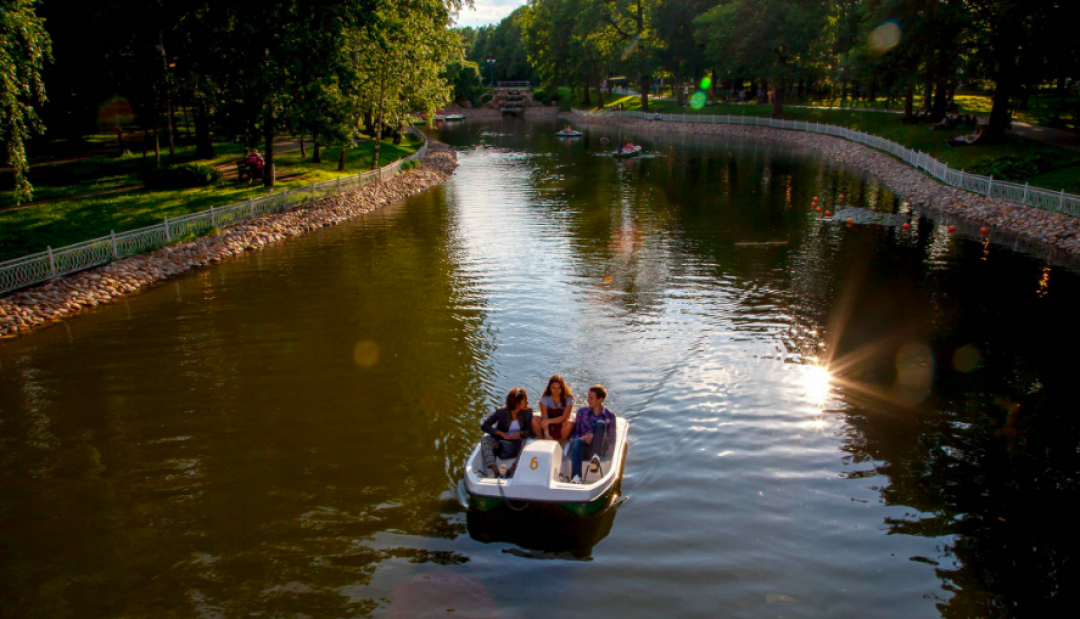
top-left (1, 118), bottom-right (1077, 618)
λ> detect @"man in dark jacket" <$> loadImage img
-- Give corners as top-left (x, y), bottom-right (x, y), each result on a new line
top-left (479, 387), bottom-right (535, 478)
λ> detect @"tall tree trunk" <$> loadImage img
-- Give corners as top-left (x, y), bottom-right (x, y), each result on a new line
top-left (371, 120), bottom-right (382, 170)
top-left (158, 33), bottom-right (176, 161)
top-left (583, 78), bottom-right (591, 106)
top-left (338, 144), bottom-right (347, 171)
top-left (595, 76), bottom-right (604, 109)
top-left (988, 24), bottom-right (1021, 138)
top-left (182, 106), bottom-right (191, 140)
top-left (771, 77), bottom-right (785, 119)
top-left (371, 72), bottom-right (388, 171)
top-left (639, 74), bottom-right (650, 112)
top-left (923, 79), bottom-right (933, 111)
top-left (299, 134), bottom-right (305, 158)
top-left (313, 132), bottom-right (321, 163)
top-left (904, 84), bottom-right (915, 118)
top-left (142, 127), bottom-right (149, 164)
top-left (263, 127), bottom-right (275, 189)
top-left (193, 99), bottom-right (215, 159)
top-left (153, 126), bottom-right (161, 168)
top-left (115, 119), bottom-right (124, 156)
top-left (931, 80), bottom-right (948, 121)
top-left (1053, 75), bottom-right (1068, 123)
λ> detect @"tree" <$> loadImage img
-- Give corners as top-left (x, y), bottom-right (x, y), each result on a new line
top-left (442, 60), bottom-right (483, 104)
top-left (1, 0), bottom-right (52, 205)
top-left (352, 0), bottom-right (462, 169)
top-left (695, 0), bottom-right (827, 118)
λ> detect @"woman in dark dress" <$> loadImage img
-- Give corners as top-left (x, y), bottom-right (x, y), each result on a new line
top-left (479, 387), bottom-right (534, 478)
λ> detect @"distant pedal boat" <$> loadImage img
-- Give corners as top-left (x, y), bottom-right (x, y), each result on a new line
top-left (436, 114), bottom-right (465, 121)
top-left (613, 146), bottom-right (642, 158)
top-left (464, 414), bottom-right (629, 516)
top-left (556, 129), bottom-right (583, 137)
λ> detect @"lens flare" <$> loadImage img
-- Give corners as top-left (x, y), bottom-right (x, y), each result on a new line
top-left (895, 342), bottom-right (934, 404)
top-left (699, 77), bottom-right (712, 91)
top-left (690, 91), bottom-right (706, 109)
top-left (803, 365), bottom-right (832, 405)
top-left (352, 340), bottom-right (380, 368)
top-left (868, 21), bottom-right (901, 54)
top-left (952, 346), bottom-right (980, 373)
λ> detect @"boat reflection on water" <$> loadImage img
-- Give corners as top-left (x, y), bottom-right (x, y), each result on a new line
top-left (466, 486), bottom-right (625, 560)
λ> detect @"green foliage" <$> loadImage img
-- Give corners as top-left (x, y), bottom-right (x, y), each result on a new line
top-left (142, 163), bottom-right (223, 190)
top-left (0, 0), bottom-right (52, 205)
top-left (480, 92), bottom-right (493, 105)
top-left (401, 159), bottom-right (419, 171)
top-left (533, 89), bottom-right (548, 103)
top-left (967, 152), bottom-right (1078, 183)
top-left (443, 61), bottom-right (484, 104)
top-left (463, 7), bottom-right (535, 84)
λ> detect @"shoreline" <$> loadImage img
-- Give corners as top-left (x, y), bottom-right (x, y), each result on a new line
top-left (443, 104), bottom-right (562, 120)
top-left (565, 112), bottom-right (1080, 263)
top-left (0, 143), bottom-right (458, 340)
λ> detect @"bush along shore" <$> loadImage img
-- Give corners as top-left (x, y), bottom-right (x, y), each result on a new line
top-left (567, 112), bottom-right (1080, 261)
top-left (0, 143), bottom-right (458, 340)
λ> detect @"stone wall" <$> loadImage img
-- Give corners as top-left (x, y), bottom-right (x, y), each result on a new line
top-left (0, 144), bottom-right (458, 340)
top-left (566, 112), bottom-right (1080, 262)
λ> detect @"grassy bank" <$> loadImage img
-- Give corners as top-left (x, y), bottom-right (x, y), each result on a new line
top-left (0, 134), bottom-right (422, 262)
top-left (590, 95), bottom-right (1080, 194)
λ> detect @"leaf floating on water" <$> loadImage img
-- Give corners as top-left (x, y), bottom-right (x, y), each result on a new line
top-left (827, 207), bottom-right (908, 227)
top-left (734, 240), bottom-right (788, 247)
top-left (603, 275), bottom-right (613, 283)
top-left (765, 593), bottom-right (798, 604)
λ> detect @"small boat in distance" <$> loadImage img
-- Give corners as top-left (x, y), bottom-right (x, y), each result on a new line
top-left (613, 145), bottom-right (643, 158)
top-left (464, 413), bottom-right (629, 516)
top-left (435, 114), bottom-right (465, 121)
top-left (556, 129), bottom-right (583, 137)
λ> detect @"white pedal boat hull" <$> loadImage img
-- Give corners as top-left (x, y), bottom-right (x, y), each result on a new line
top-left (464, 416), bottom-right (628, 515)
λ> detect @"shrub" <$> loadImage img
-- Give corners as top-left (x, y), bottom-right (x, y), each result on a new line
top-left (480, 92), bottom-right (492, 104)
top-left (400, 160), bottom-right (419, 171)
top-left (143, 162), bottom-right (223, 189)
top-left (532, 89), bottom-right (547, 104)
top-left (967, 151), bottom-right (1074, 183)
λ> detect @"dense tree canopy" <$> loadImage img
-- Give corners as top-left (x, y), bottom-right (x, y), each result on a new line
top-left (1, 0), bottom-right (467, 197)
top-left (508, 0), bottom-right (1080, 131)
top-left (1, 0), bottom-right (51, 205)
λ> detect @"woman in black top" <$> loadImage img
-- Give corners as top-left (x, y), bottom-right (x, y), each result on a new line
top-left (480, 387), bottom-right (535, 478)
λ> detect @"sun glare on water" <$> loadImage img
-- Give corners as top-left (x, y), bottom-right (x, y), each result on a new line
top-left (803, 365), bottom-right (832, 406)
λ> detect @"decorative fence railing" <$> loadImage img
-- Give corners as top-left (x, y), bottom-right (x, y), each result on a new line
top-left (0, 129), bottom-right (429, 295)
top-left (572, 108), bottom-right (1080, 219)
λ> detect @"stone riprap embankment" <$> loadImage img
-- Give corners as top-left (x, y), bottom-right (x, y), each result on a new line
top-left (0, 143), bottom-right (457, 340)
top-left (567, 112), bottom-right (1080, 260)
top-left (444, 104), bottom-right (562, 120)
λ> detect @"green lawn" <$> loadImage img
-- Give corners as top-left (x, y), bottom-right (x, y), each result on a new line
top-left (0, 134), bottom-right (422, 263)
top-left (591, 95), bottom-right (1080, 195)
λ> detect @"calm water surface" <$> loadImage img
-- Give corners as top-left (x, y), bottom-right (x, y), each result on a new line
top-left (2, 119), bottom-right (1077, 618)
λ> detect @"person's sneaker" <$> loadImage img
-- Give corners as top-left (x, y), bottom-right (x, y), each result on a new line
top-left (571, 475), bottom-right (581, 484)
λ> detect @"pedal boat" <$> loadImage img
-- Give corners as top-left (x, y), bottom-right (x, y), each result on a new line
top-left (556, 130), bottom-right (583, 137)
top-left (464, 415), bottom-right (628, 516)
top-left (436, 114), bottom-right (465, 121)
top-left (613, 146), bottom-right (642, 158)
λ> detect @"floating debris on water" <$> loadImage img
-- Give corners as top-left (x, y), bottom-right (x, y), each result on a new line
top-left (827, 206), bottom-right (908, 227)
top-left (734, 240), bottom-right (789, 247)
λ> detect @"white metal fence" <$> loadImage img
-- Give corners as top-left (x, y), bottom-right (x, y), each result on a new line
top-left (573, 108), bottom-right (1080, 218)
top-left (0, 130), bottom-right (429, 295)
